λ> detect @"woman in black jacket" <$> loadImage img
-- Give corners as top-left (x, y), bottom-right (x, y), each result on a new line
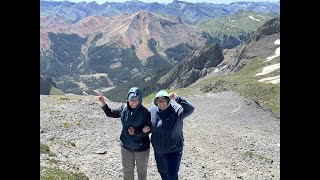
top-left (149, 90), bottom-right (194, 180)
top-left (98, 87), bottom-right (151, 180)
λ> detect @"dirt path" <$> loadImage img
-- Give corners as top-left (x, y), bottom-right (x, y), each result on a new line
top-left (40, 91), bottom-right (279, 179)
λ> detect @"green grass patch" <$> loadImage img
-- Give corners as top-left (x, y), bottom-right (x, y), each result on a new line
top-left (230, 58), bottom-right (279, 116)
top-left (195, 11), bottom-right (276, 38)
top-left (49, 86), bottom-right (64, 95)
top-left (40, 143), bottom-right (50, 154)
top-left (40, 143), bottom-right (57, 157)
top-left (243, 151), bottom-right (271, 161)
top-left (40, 166), bottom-right (88, 180)
top-left (63, 122), bottom-right (72, 128)
top-left (195, 58), bottom-right (280, 117)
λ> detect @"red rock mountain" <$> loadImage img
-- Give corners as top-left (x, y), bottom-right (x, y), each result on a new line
top-left (40, 10), bottom-right (207, 60)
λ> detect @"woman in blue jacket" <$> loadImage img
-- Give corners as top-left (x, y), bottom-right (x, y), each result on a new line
top-left (149, 90), bottom-right (194, 180)
top-left (98, 87), bottom-right (151, 180)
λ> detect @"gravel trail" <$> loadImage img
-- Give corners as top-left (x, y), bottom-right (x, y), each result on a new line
top-left (40, 91), bottom-right (279, 180)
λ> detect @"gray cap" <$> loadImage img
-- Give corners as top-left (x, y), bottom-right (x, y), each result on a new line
top-left (128, 92), bottom-right (138, 100)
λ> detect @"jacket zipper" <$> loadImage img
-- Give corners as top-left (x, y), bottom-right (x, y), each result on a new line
top-left (156, 114), bottom-right (163, 153)
top-left (160, 123), bottom-right (162, 153)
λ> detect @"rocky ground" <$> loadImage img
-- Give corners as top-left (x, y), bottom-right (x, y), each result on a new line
top-left (40, 91), bottom-right (280, 180)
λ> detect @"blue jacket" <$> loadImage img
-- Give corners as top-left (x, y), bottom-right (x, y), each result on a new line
top-left (149, 96), bottom-right (194, 154)
top-left (102, 87), bottom-right (151, 151)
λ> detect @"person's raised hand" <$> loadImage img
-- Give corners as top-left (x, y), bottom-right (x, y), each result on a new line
top-left (98, 91), bottom-right (106, 106)
top-left (168, 92), bottom-right (177, 100)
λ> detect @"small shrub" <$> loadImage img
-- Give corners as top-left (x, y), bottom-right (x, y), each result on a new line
top-left (63, 122), bottom-right (72, 128)
top-left (243, 151), bottom-right (270, 161)
top-left (40, 166), bottom-right (89, 180)
top-left (48, 159), bottom-right (59, 164)
top-left (41, 143), bottom-right (57, 157)
top-left (40, 143), bottom-right (50, 154)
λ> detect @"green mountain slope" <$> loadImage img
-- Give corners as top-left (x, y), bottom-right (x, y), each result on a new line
top-left (194, 11), bottom-right (277, 48)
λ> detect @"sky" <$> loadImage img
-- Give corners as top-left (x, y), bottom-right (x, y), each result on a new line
top-left (48, 0), bottom-right (280, 5)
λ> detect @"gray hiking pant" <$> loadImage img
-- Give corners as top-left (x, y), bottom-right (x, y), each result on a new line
top-left (121, 146), bottom-right (150, 180)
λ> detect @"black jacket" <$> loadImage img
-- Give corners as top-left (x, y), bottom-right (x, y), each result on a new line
top-left (149, 96), bottom-right (194, 154)
top-left (102, 87), bottom-right (151, 151)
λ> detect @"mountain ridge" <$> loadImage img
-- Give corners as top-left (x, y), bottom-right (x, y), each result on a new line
top-left (40, 0), bottom-right (279, 23)
top-left (158, 43), bottom-right (224, 89)
top-left (40, 1), bottom-right (279, 101)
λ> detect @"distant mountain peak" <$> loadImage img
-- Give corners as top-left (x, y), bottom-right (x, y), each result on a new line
top-left (40, 15), bottom-right (70, 27)
top-left (93, 10), bottom-right (205, 60)
top-left (132, 9), bottom-right (155, 19)
top-left (87, 1), bottom-right (98, 5)
top-left (136, 9), bottom-right (149, 14)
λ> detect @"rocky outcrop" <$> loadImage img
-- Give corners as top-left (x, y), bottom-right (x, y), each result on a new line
top-left (93, 10), bottom-right (206, 60)
top-left (40, 75), bottom-right (57, 95)
top-left (250, 16), bottom-right (280, 42)
top-left (40, 10), bottom-right (206, 60)
top-left (158, 43), bottom-right (223, 89)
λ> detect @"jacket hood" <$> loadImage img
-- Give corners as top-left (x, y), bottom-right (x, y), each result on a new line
top-left (127, 87), bottom-right (142, 109)
top-left (153, 90), bottom-right (171, 106)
